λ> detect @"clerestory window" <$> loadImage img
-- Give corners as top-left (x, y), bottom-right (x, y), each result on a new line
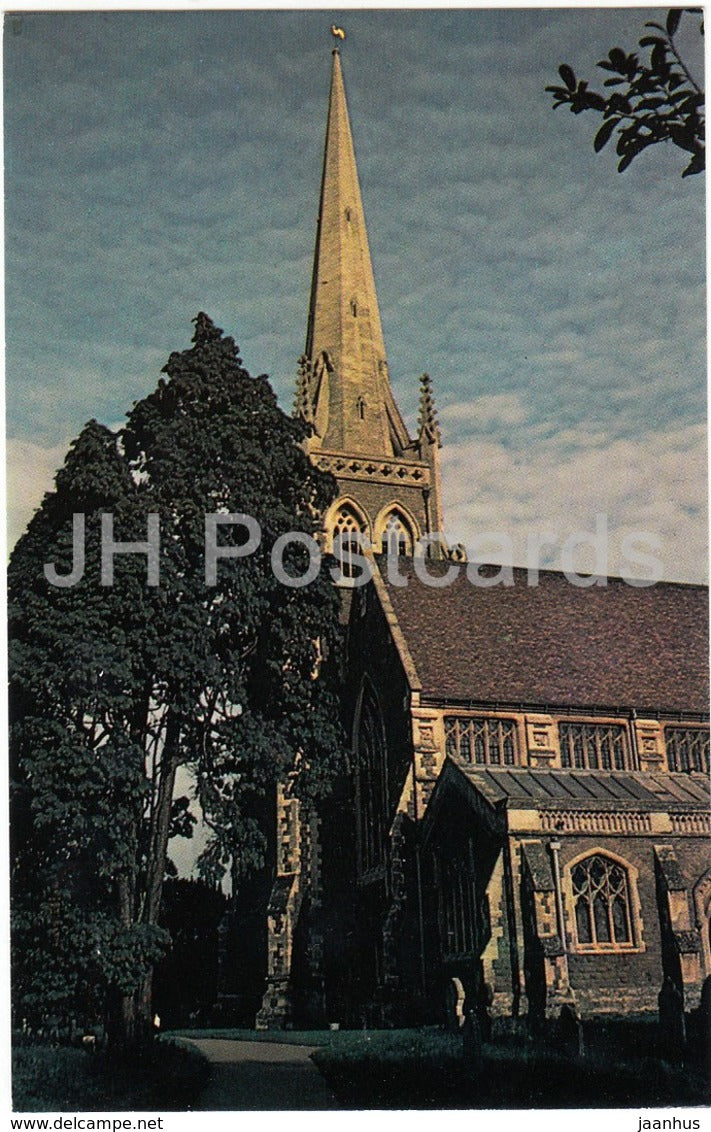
top-left (559, 721), bottom-right (630, 771)
top-left (445, 716), bottom-right (518, 766)
top-left (665, 727), bottom-right (710, 774)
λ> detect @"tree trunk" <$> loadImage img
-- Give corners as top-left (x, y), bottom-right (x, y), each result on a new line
top-left (106, 875), bottom-right (138, 1050)
top-left (137, 714), bottom-right (180, 1032)
top-left (105, 986), bottom-right (137, 1052)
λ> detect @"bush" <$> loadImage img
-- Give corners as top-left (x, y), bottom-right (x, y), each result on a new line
top-left (12, 1038), bottom-right (210, 1112)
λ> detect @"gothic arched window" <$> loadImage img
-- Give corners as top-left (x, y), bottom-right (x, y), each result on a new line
top-left (332, 504), bottom-right (367, 579)
top-left (382, 509), bottom-right (415, 557)
top-left (570, 854), bottom-right (634, 950)
top-left (356, 684), bottom-right (388, 874)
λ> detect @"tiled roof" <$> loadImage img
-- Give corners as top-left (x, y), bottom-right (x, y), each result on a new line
top-left (448, 762), bottom-right (710, 811)
top-left (378, 559), bottom-right (709, 714)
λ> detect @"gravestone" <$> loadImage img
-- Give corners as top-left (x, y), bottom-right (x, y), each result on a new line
top-left (462, 1008), bottom-right (484, 1075)
top-left (686, 974), bottom-right (710, 1069)
top-left (556, 1003), bottom-right (584, 1059)
top-left (658, 975), bottom-right (686, 1063)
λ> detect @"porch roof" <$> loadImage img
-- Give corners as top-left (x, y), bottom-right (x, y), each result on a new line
top-left (447, 760), bottom-right (710, 811)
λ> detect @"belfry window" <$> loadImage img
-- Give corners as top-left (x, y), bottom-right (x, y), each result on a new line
top-left (571, 854), bottom-right (634, 950)
top-left (559, 722), bottom-right (630, 770)
top-left (665, 727), bottom-right (710, 774)
top-left (356, 396), bottom-right (366, 421)
top-left (445, 716), bottom-right (518, 766)
top-left (383, 510), bottom-right (414, 557)
top-left (350, 299), bottom-right (358, 317)
top-left (332, 505), bottom-right (366, 579)
top-left (356, 685), bottom-right (388, 874)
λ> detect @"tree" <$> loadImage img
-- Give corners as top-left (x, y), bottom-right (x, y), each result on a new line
top-left (10, 421), bottom-right (167, 1039)
top-left (546, 8), bottom-right (704, 176)
top-left (9, 314), bottom-right (346, 1044)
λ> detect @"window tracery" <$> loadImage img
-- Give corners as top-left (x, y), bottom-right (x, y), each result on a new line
top-left (559, 722), bottom-right (629, 770)
top-left (382, 509), bottom-right (414, 557)
top-left (445, 716), bottom-right (518, 766)
top-left (570, 854), bottom-right (634, 950)
top-left (331, 504), bottom-right (366, 579)
top-left (665, 727), bottom-right (709, 773)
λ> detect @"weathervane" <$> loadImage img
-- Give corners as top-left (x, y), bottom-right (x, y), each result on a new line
top-left (330, 24), bottom-right (346, 43)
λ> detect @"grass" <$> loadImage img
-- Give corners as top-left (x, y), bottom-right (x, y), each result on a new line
top-left (311, 1028), bottom-right (711, 1109)
top-left (16, 1026), bottom-right (708, 1110)
top-left (12, 1038), bottom-right (210, 1112)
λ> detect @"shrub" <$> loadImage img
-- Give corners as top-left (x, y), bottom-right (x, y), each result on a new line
top-left (12, 1039), bottom-right (209, 1112)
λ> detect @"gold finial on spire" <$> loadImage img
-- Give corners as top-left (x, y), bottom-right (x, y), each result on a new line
top-left (331, 24), bottom-right (346, 42)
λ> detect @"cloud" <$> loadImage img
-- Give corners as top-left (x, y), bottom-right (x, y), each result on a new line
top-left (6, 437), bottom-right (70, 547)
top-left (440, 401), bottom-right (708, 583)
top-left (444, 394), bottom-right (528, 429)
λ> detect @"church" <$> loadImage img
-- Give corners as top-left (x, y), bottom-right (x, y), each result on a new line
top-left (251, 46), bottom-right (710, 1033)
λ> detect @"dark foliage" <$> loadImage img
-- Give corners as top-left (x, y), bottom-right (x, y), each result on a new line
top-left (9, 314), bottom-right (346, 1041)
top-left (12, 1039), bottom-right (209, 1112)
top-left (546, 8), bottom-right (704, 176)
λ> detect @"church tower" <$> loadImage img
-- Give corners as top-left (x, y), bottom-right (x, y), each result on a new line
top-left (257, 43), bottom-right (448, 1031)
top-left (294, 46), bottom-right (445, 559)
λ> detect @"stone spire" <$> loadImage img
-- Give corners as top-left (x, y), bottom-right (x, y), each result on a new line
top-left (303, 48), bottom-right (410, 457)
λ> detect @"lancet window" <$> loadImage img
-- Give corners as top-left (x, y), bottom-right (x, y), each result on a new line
top-left (332, 505), bottom-right (366, 579)
top-left (382, 510), bottom-right (415, 557)
top-left (356, 685), bottom-right (388, 874)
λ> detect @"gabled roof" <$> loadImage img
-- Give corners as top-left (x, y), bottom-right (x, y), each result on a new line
top-left (378, 559), bottom-right (709, 715)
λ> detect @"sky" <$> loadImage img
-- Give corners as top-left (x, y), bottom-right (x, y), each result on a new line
top-left (4, 7), bottom-right (707, 584)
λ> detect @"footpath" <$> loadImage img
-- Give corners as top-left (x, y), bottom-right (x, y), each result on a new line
top-left (185, 1038), bottom-right (338, 1110)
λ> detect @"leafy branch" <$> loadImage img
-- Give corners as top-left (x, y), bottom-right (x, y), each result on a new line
top-left (546, 8), bottom-right (704, 176)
